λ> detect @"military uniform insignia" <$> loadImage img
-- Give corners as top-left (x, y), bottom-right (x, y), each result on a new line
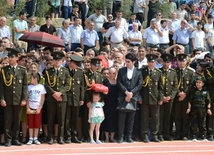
top-left (171, 82), bottom-right (173, 85)
top-left (155, 81), bottom-right (158, 85)
top-left (19, 80), bottom-right (22, 84)
top-left (62, 80), bottom-right (65, 84)
top-left (186, 80), bottom-right (189, 84)
top-left (77, 80), bottom-right (80, 84)
top-left (202, 91), bottom-right (207, 95)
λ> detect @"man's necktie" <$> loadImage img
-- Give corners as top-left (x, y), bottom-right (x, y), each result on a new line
top-left (149, 70), bottom-right (152, 77)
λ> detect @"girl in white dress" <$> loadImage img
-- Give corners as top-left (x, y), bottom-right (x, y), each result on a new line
top-left (88, 93), bottom-right (105, 144)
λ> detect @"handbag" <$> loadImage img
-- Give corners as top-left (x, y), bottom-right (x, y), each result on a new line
top-left (117, 98), bottom-right (137, 112)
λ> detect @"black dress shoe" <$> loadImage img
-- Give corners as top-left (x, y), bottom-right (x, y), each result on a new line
top-left (12, 140), bottom-right (22, 146)
top-left (48, 139), bottom-right (54, 145)
top-left (5, 141), bottom-right (11, 147)
top-left (158, 135), bottom-right (164, 141)
top-left (127, 138), bottom-right (134, 143)
top-left (164, 135), bottom-right (173, 141)
top-left (58, 139), bottom-right (65, 145)
top-left (72, 138), bottom-right (81, 144)
top-left (151, 137), bottom-right (160, 142)
top-left (117, 138), bottom-right (123, 143)
top-left (65, 139), bottom-right (71, 143)
top-left (142, 135), bottom-right (149, 143)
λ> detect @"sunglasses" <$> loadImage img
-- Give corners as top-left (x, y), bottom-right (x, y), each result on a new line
top-left (156, 14), bottom-right (162, 16)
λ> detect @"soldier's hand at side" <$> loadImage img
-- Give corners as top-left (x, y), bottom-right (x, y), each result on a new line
top-left (186, 108), bottom-right (190, 114)
top-left (1, 100), bottom-right (6, 107)
top-left (158, 101), bottom-right (163, 105)
top-left (138, 100), bottom-right (142, 104)
top-left (79, 101), bottom-right (84, 106)
top-left (163, 97), bottom-right (168, 103)
top-left (26, 108), bottom-right (31, 114)
top-left (207, 109), bottom-right (212, 115)
top-left (87, 102), bottom-right (92, 108)
top-left (20, 100), bottom-right (26, 106)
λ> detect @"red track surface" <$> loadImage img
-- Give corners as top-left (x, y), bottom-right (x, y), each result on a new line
top-left (0, 141), bottom-right (214, 155)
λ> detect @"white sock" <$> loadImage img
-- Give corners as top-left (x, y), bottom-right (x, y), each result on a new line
top-left (34, 137), bottom-right (38, 140)
top-left (29, 137), bottom-right (33, 140)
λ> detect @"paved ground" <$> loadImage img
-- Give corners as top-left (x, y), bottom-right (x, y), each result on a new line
top-left (0, 141), bottom-right (214, 155)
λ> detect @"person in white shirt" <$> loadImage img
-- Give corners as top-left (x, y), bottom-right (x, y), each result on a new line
top-left (169, 12), bottom-right (181, 46)
top-left (114, 10), bottom-right (128, 31)
top-left (204, 14), bottom-right (213, 52)
top-left (191, 22), bottom-right (206, 52)
top-left (136, 46), bottom-right (147, 69)
top-left (207, 27), bottom-right (214, 53)
top-left (105, 20), bottom-right (129, 48)
top-left (69, 17), bottom-right (83, 51)
top-left (176, 2), bottom-right (188, 20)
top-left (151, 11), bottom-right (162, 28)
top-left (129, 22), bottom-right (142, 47)
top-left (143, 19), bottom-right (163, 49)
top-left (159, 19), bottom-right (172, 49)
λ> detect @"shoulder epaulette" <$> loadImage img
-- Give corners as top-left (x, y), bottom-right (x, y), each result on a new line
top-left (155, 68), bottom-right (161, 72)
top-left (18, 65), bottom-right (26, 69)
top-left (169, 68), bottom-right (176, 72)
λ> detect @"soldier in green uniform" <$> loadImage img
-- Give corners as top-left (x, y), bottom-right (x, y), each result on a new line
top-left (65, 54), bottom-right (85, 143)
top-left (159, 53), bottom-right (178, 141)
top-left (186, 76), bottom-right (212, 141)
top-left (140, 54), bottom-right (164, 143)
top-left (204, 57), bottom-right (214, 141)
top-left (82, 57), bottom-right (103, 142)
top-left (174, 54), bottom-right (194, 140)
top-left (44, 51), bottom-right (70, 145)
top-left (0, 48), bottom-right (28, 147)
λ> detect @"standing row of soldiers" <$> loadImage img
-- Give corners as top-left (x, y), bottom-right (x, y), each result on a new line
top-left (1, 47), bottom-right (214, 146)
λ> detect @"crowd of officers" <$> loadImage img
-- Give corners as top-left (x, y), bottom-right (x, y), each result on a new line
top-left (0, 44), bottom-right (214, 147)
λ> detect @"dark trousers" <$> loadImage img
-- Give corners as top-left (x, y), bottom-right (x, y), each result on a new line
top-left (112, 1), bottom-right (121, 18)
top-left (71, 43), bottom-right (81, 51)
top-left (140, 104), bottom-right (160, 137)
top-left (118, 111), bottom-right (136, 139)
top-left (47, 102), bottom-right (66, 140)
top-left (207, 101), bottom-right (214, 136)
top-left (4, 105), bottom-right (22, 142)
top-left (65, 105), bottom-right (80, 140)
top-left (159, 101), bottom-right (173, 136)
top-left (75, 2), bottom-right (86, 28)
top-left (136, 12), bottom-right (144, 25)
top-left (173, 97), bottom-right (189, 137)
top-left (65, 44), bottom-right (70, 52)
top-left (82, 103), bottom-right (89, 140)
top-left (84, 45), bottom-right (95, 55)
top-left (97, 32), bottom-right (103, 48)
top-left (159, 44), bottom-right (169, 50)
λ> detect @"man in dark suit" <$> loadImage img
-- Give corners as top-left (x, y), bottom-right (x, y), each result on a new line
top-left (0, 48), bottom-right (28, 147)
top-left (65, 54), bottom-right (85, 143)
top-left (159, 53), bottom-right (178, 141)
top-left (140, 54), bottom-right (164, 143)
top-left (44, 51), bottom-right (70, 145)
top-left (117, 53), bottom-right (142, 143)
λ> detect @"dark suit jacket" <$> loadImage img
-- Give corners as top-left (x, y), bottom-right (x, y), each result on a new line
top-left (204, 66), bottom-right (214, 101)
top-left (117, 67), bottom-right (142, 104)
top-left (0, 65), bottom-right (28, 105)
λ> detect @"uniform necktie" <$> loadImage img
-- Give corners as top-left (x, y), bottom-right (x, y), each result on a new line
top-left (149, 70), bottom-right (152, 77)
top-left (71, 70), bottom-right (75, 77)
top-left (56, 69), bottom-right (59, 76)
top-left (12, 67), bottom-right (15, 75)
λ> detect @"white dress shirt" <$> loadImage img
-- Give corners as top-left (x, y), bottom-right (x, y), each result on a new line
top-left (127, 66), bottom-right (134, 80)
top-left (105, 26), bottom-right (129, 43)
top-left (143, 27), bottom-right (160, 45)
top-left (129, 30), bottom-right (142, 45)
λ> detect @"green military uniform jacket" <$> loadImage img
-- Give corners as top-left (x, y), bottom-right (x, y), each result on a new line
top-left (67, 67), bottom-right (85, 106)
top-left (204, 67), bottom-right (214, 101)
top-left (84, 69), bottom-right (102, 103)
top-left (141, 67), bottom-right (164, 105)
top-left (175, 67), bottom-right (194, 97)
top-left (0, 65), bottom-right (28, 105)
top-left (188, 87), bottom-right (211, 108)
top-left (160, 68), bottom-right (178, 100)
top-left (44, 67), bottom-right (70, 102)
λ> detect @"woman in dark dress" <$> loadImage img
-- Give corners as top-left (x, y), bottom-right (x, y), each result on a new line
top-left (147, 0), bottom-right (160, 27)
top-left (102, 68), bottom-right (118, 142)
